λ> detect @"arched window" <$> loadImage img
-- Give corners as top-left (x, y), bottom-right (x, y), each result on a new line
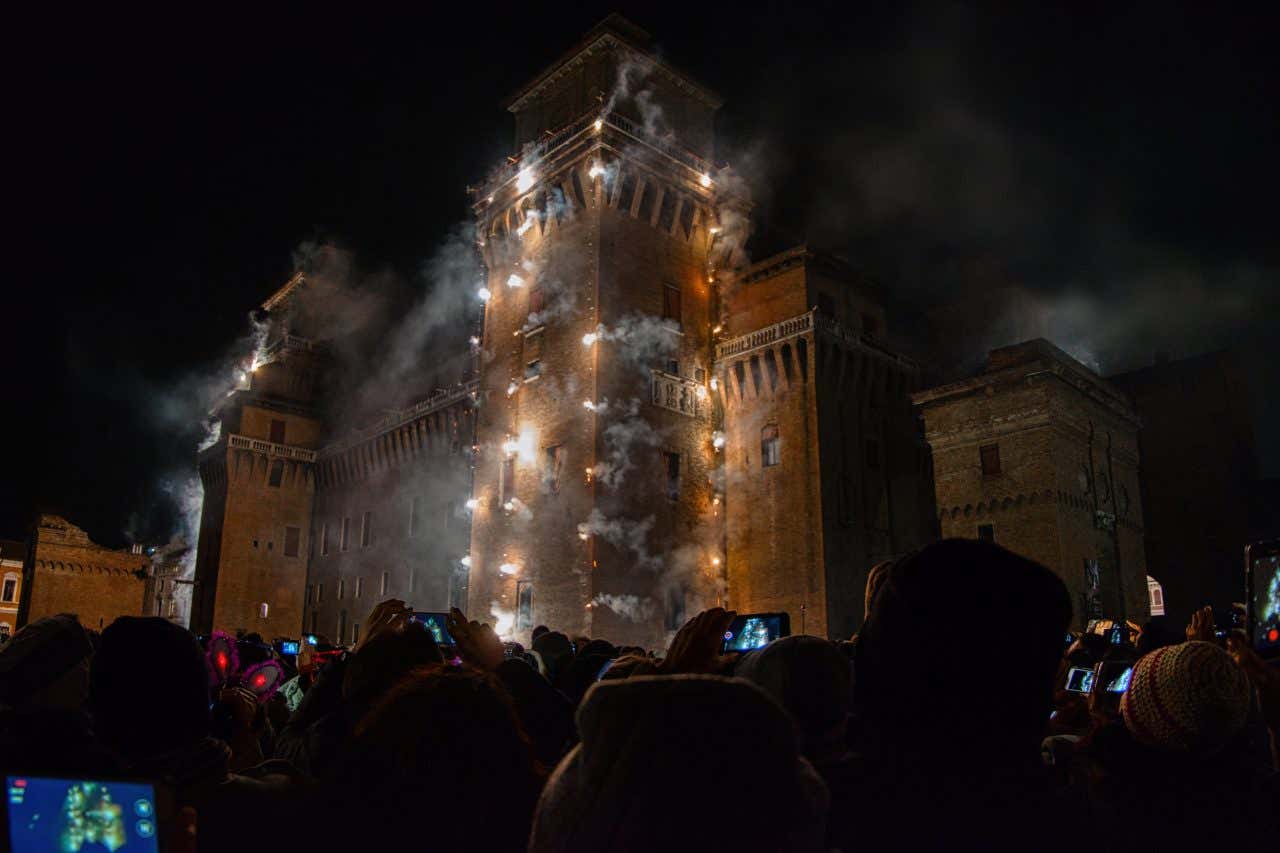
top-left (1, 572), bottom-right (18, 603)
top-left (259, 602), bottom-right (269, 619)
top-left (761, 424), bottom-right (780, 467)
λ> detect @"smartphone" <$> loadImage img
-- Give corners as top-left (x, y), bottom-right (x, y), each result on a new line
top-left (1090, 660), bottom-right (1135, 714)
top-left (412, 612), bottom-right (455, 646)
top-left (1246, 539), bottom-right (1280, 659)
top-left (305, 634), bottom-right (318, 646)
top-left (1107, 626), bottom-right (1125, 645)
top-left (1064, 666), bottom-right (1095, 694)
top-left (6, 775), bottom-right (168, 852)
top-left (279, 640), bottom-right (300, 656)
top-left (721, 613), bottom-right (790, 653)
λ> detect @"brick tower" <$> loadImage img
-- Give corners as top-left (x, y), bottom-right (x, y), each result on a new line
top-left (715, 248), bottom-right (939, 639)
top-left (190, 270), bottom-right (323, 638)
top-left (467, 16), bottom-right (725, 647)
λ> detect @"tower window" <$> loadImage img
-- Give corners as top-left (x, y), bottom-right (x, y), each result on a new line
top-left (977, 524), bottom-right (995, 542)
top-left (544, 445), bottom-right (564, 494)
top-left (980, 444), bottom-right (1002, 476)
top-left (268, 460), bottom-right (284, 488)
top-left (662, 285), bottom-right (682, 328)
top-left (269, 419), bottom-right (286, 444)
top-left (259, 602), bottom-right (269, 619)
top-left (338, 579), bottom-right (345, 599)
top-left (523, 329), bottom-right (544, 379)
top-left (664, 451), bottom-right (681, 501)
top-left (320, 523), bottom-right (330, 556)
top-left (665, 359), bottom-right (680, 377)
top-left (360, 511), bottom-right (372, 547)
top-left (341, 517), bottom-right (351, 551)
top-left (305, 584), bottom-right (312, 606)
top-left (380, 571), bottom-right (389, 596)
top-left (284, 526), bottom-right (300, 557)
top-left (501, 457), bottom-right (516, 503)
top-left (317, 582), bottom-right (323, 602)
top-left (352, 622), bottom-right (360, 645)
top-left (409, 497), bottom-right (420, 537)
top-left (356, 576), bottom-right (365, 598)
top-left (516, 581), bottom-right (534, 630)
top-left (761, 424), bottom-right (780, 467)
top-left (338, 610), bottom-right (348, 645)
top-left (529, 286), bottom-right (545, 319)
top-left (1, 577), bottom-right (16, 603)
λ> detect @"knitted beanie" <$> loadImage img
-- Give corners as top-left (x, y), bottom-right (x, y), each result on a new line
top-left (1120, 641), bottom-right (1251, 754)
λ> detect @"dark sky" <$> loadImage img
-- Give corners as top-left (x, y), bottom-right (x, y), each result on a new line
top-left (5, 1), bottom-right (1277, 546)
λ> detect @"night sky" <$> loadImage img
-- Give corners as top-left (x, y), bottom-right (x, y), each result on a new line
top-left (5, 2), bottom-right (1277, 546)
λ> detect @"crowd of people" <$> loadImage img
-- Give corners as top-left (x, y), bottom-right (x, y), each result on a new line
top-left (1, 538), bottom-right (1277, 851)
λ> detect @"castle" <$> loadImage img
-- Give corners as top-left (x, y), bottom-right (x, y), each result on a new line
top-left (187, 17), bottom-right (1146, 648)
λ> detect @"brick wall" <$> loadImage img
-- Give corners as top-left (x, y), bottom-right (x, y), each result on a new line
top-left (19, 516), bottom-right (147, 631)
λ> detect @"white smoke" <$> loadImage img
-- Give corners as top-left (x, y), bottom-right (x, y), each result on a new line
top-left (592, 593), bottom-right (657, 623)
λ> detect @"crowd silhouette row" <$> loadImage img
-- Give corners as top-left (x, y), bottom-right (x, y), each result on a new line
top-left (1, 539), bottom-right (1277, 851)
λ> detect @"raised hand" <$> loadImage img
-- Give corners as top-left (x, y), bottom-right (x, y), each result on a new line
top-left (660, 607), bottom-right (738, 675)
top-left (447, 607), bottom-right (504, 671)
top-left (359, 598), bottom-right (412, 650)
top-left (1186, 606), bottom-right (1215, 642)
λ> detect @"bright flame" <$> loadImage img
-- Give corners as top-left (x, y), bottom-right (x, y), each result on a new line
top-left (516, 426), bottom-right (537, 463)
top-left (712, 325), bottom-right (723, 334)
top-left (709, 226), bottom-right (721, 234)
top-left (491, 607), bottom-right (515, 639)
top-left (499, 562), bottom-right (520, 576)
top-left (507, 273), bottom-right (525, 288)
top-left (487, 194), bottom-right (494, 203)
top-left (710, 377), bottom-right (719, 391)
top-left (593, 117), bottom-right (603, 131)
top-left (465, 498), bottom-right (479, 510)
top-left (502, 438), bottom-right (520, 456)
top-left (696, 385), bottom-right (708, 400)
top-left (460, 555), bottom-right (472, 567)
top-left (588, 162), bottom-right (604, 179)
top-left (583, 400), bottom-right (596, 411)
top-left (477, 286), bottom-right (492, 302)
top-left (712, 556), bottom-right (721, 566)
top-left (582, 332), bottom-right (598, 346)
top-left (506, 381), bottom-right (519, 397)
top-left (699, 173), bottom-right (712, 188)
top-left (712, 432), bottom-right (726, 450)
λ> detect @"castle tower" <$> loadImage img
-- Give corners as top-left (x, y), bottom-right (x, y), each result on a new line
top-left (913, 339), bottom-right (1149, 627)
top-left (716, 248), bottom-right (939, 639)
top-left (190, 270), bottom-right (323, 638)
top-left (467, 17), bottom-right (726, 647)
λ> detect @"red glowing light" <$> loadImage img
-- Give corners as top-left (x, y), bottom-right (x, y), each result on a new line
top-left (254, 674), bottom-right (266, 686)
top-left (216, 652), bottom-right (228, 669)
top-left (1268, 628), bottom-right (1278, 643)
top-left (14, 779), bottom-right (27, 788)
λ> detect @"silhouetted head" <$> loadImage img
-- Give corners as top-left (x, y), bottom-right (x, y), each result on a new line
top-left (1135, 616), bottom-right (1181, 656)
top-left (0, 614), bottom-right (94, 710)
top-left (736, 636), bottom-right (852, 762)
top-left (856, 539), bottom-right (1072, 763)
top-left (90, 617), bottom-right (211, 755)
top-left (342, 621), bottom-right (443, 708)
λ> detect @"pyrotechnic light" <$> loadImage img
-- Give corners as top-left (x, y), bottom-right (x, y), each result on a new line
top-left (477, 286), bottom-right (492, 302)
top-left (491, 609), bottom-right (515, 638)
top-left (696, 385), bottom-right (708, 400)
top-left (712, 325), bottom-right (723, 334)
top-left (516, 167), bottom-right (535, 193)
top-left (699, 173), bottom-right (712, 188)
top-left (578, 529), bottom-right (590, 541)
top-left (502, 438), bottom-right (520, 456)
top-left (503, 499), bottom-right (516, 512)
top-left (516, 217), bottom-right (533, 237)
top-left (712, 556), bottom-right (721, 566)
top-left (709, 377), bottom-right (719, 391)
top-left (588, 162), bottom-right (605, 179)
top-left (516, 426), bottom-right (537, 463)
top-left (239, 372), bottom-right (248, 383)
top-left (499, 562), bottom-right (520, 576)
top-left (582, 332), bottom-right (598, 346)
top-left (465, 498), bottom-right (479, 510)
top-left (712, 495), bottom-right (721, 506)
top-left (593, 117), bottom-right (603, 131)
top-left (487, 194), bottom-right (494, 203)
top-left (507, 273), bottom-right (525, 288)
top-left (469, 336), bottom-right (480, 346)
top-left (506, 382), bottom-right (519, 397)
top-left (460, 555), bottom-right (472, 567)
top-left (583, 400), bottom-right (596, 411)
top-left (712, 432), bottom-right (726, 450)
top-left (709, 226), bottom-right (721, 234)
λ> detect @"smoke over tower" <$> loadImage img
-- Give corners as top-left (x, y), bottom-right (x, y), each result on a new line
top-left (467, 16), bottom-right (727, 647)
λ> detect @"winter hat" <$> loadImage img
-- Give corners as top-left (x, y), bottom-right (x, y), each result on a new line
top-left (0, 614), bottom-right (93, 704)
top-left (1120, 641), bottom-right (1251, 754)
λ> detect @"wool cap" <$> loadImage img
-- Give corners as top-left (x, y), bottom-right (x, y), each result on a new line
top-left (1120, 641), bottom-right (1251, 754)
